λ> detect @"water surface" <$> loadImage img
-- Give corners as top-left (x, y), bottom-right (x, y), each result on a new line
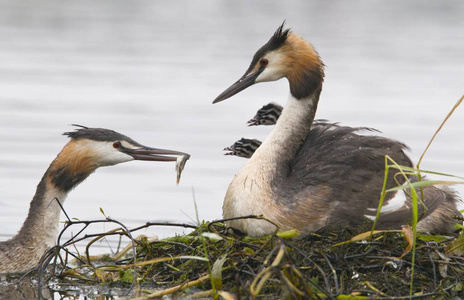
top-left (0, 0), bottom-right (463, 253)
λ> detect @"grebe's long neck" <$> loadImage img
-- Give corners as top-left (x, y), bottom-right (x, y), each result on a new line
top-left (0, 142), bottom-right (95, 273)
top-left (253, 91), bottom-right (320, 181)
top-left (0, 174), bottom-right (70, 273)
top-left (251, 32), bottom-right (323, 176)
top-left (18, 173), bottom-right (68, 249)
top-left (223, 90), bottom-right (321, 236)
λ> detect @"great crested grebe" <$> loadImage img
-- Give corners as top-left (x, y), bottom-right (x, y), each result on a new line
top-left (213, 24), bottom-right (461, 236)
top-left (0, 126), bottom-right (189, 273)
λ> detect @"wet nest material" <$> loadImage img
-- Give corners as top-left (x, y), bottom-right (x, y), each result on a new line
top-left (37, 216), bottom-right (464, 299)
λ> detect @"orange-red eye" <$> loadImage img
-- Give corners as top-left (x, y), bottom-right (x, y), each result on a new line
top-left (260, 58), bottom-right (269, 66)
top-left (113, 141), bottom-right (121, 149)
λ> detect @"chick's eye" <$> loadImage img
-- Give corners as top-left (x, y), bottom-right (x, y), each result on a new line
top-left (260, 58), bottom-right (269, 66)
top-left (113, 141), bottom-right (121, 149)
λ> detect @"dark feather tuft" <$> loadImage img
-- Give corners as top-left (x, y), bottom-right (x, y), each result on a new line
top-left (267, 21), bottom-right (291, 52)
top-left (63, 126), bottom-right (142, 146)
top-left (245, 22), bottom-right (291, 76)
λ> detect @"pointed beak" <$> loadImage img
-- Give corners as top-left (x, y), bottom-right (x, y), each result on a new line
top-left (246, 116), bottom-right (260, 126)
top-left (121, 146), bottom-right (190, 162)
top-left (213, 68), bottom-right (264, 104)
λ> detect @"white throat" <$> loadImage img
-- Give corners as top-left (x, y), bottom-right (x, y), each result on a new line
top-left (41, 187), bottom-right (68, 248)
top-left (223, 93), bottom-right (318, 236)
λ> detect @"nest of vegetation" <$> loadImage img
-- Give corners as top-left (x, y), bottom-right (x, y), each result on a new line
top-left (31, 215), bottom-right (464, 299)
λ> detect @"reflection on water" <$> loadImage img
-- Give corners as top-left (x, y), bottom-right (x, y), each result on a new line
top-left (0, 0), bottom-right (463, 292)
top-left (0, 272), bottom-right (130, 299)
top-left (0, 277), bottom-right (48, 300)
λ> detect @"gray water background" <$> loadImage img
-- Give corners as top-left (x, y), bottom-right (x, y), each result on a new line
top-left (0, 1), bottom-right (463, 253)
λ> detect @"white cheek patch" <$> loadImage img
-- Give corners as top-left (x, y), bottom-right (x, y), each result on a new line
top-left (255, 51), bottom-right (285, 83)
top-left (256, 66), bottom-right (283, 82)
top-left (101, 148), bottom-right (134, 166)
top-left (81, 140), bottom-right (134, 166)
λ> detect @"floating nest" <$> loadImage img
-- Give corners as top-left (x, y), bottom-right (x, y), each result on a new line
top-left (31, 216), bottom-right (464, 299)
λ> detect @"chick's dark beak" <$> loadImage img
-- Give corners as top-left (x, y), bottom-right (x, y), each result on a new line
top-left (213, 68), bottom-right (264, 104)
top-left (121, 146), bottom-right (190, 162)
top-left (247, 116), bottom-right (260, 126)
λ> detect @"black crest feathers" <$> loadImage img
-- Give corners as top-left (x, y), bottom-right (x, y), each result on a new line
top-left (245, 22), bottom-right (291, 76)
top-left (267, 21), bottom-right (291, 52)
top-left (63, 126), bottom-right (142, 146)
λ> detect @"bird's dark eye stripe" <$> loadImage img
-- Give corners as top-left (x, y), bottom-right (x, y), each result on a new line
top-left (113, 141), bottom-right (121, 149)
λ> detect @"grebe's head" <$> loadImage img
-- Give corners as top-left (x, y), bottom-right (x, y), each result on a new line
top-left (213, 22), bottom-right (324, 103)
top-left (47, 125), bottom-right (190, 192)
top-left (63, 125), bottom-right (190, 167)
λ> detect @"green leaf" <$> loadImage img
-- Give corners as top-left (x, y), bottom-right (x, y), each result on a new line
top-left (99, 207), bottom-right (106, 217)
top-left (386, 180), bottom-right (464, 193)
top-left (120, 269), bottom-right (134, 283)
top-left (418, 234), bottom-right (453, 243)
top-left (333, 230), bottom-right (387, 247)
top-left (445, 234), bottom-right (464, 256)
top-left (211, 256), bottom-right (227, 290)
top-left (276, 229), bottom-right (301, 238)
top-left (388, 165), bottom-right (464, 180)
top-left (452, 282), bottom-right (463, 292)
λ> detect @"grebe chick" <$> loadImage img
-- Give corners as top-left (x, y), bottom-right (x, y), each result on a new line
top-left (0, 126), bottom-right (190, 273)
top-left (224, 138), bottom-right (262, 158)
top-left (247, 102), bottom-right (283, 126)
top-left (225, 103), bottom-right (280, 158)
top-left (213, 24), bottom-right (461, 236)
top-left (227, 118), bottom-right (333, 159)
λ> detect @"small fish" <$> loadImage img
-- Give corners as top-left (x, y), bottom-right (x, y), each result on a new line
top-left (175, 155), bottom-right (189, 185)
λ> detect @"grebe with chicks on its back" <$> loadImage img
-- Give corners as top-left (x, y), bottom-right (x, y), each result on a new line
top-left (225, 103), bottom-right (337, 159)
top-left (213, 23), bottom-right (461, 237)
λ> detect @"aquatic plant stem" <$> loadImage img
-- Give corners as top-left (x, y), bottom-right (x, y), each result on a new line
top-left (416, 94), bottom-right (464, 217)
top-left (192, 186), bottom-right (218, 298)
top-left (417, 94), bottom-right (463, 168)
top-left (133, 274), bottom-right (210, 299)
